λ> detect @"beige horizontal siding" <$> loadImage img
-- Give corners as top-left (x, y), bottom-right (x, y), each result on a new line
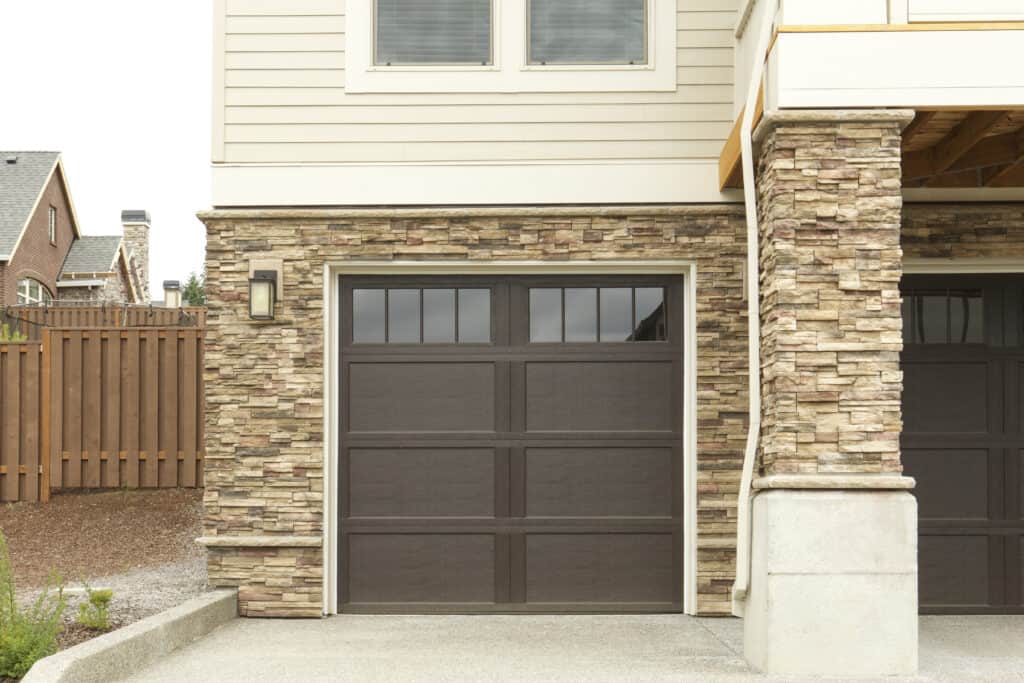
top-left (218, 0), bottom-right (738, 164)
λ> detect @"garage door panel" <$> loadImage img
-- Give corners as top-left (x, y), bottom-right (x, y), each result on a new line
top-left (340, 275), bottom-right (684, 613)
top-left (347, 534), bottom-right (496, 604)
top-left (524, 534), bottom-right (676, 604)
top-left (348, 362), bottom-right (496, 432)
top-left (902, 361), bottom-right (990, 434)
top-left (902, 449), bottom-right (989, 520)
top-left (348, 448), bottom-right (496, 517)
top-left (919, 536), bottom-right (991, 607)
top-left (524, 448), bottom-right (674, 518)
top-left (524, 361), bottom-right (675, 433)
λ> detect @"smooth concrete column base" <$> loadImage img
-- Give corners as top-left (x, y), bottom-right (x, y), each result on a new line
top-left (743, 489), bottom-right (918, 676)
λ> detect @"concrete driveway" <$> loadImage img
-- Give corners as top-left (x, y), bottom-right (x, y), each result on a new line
top-left (125, 615), bottom-right (1024, 682)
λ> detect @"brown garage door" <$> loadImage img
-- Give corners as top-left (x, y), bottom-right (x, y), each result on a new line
top-left (338, 275), bottom-right (684, 613)
top-left (902, 274), bottom-right (1024, 614)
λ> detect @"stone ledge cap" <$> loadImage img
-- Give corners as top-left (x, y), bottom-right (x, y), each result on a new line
top-left (197, 204), bottom-right (746, 222)
top-left (753, 109), bottom-right (917, 145)
top-left (197, 535), bottom-right (323, 548)
top-left (753, 474), bottom-right (916, 491)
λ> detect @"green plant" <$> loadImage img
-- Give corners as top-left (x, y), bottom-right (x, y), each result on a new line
top-left (0, 323), bottom-right (27, 343)
top-left (75, 584), bottom-right (113, 632)
top-left (181, 271), bottom-right (206, 307)
top-left (0, 531), bottom-right (65, 679)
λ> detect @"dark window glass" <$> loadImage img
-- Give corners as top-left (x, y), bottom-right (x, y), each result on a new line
top-left (901, 295), bottom-right (914, 344)
top-left (376, 0), bottom-right (492, 65)
top-left (353, 289), bottom-right (386, 343)
top-left (918, 294), bottom-right (948, 344)
top-left (564, 288), bottom-right (597, 342)
top-left (530, 288), bottom-right (562, 342)
top-left (949, 290), bottom-right (983, 344)
top-left (388, 289), bottom-right (421, 343)
top-left (458, 289), bottom-right (491, 343)
top-left (423, 289), bottom-right (456, 343)
top-left (600, 288), bottom-right (632, 342)
top-left (633, 287), bottom-right (665, 341)
top-left (529, 0), bottom-right (646, 65)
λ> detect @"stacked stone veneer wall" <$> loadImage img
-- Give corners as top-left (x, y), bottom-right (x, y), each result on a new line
top-left (201, 207), bottom-right (749, 617)
top-left (903, 203), bottom-right (1024, 258)
top-left (755, 111), bottom-right (911, 477)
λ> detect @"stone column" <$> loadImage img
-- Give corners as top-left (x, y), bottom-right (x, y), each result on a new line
top-left (743, 111), bottom-right (918, 676)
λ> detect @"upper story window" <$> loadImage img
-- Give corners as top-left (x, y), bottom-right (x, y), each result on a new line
top-left (529, 0), bottom-right (646, 65)
top-left (375, 0), bottom-right (493, 66)
top-left (17, 278), bottom-right (53, 306)
top-left (48, 206), bottom-right (57, 244)
top-left (346, 0), bottom-right (675, 93)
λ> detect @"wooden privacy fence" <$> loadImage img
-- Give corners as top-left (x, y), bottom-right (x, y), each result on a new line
top-left (3, 306), bottom-right (206, 340)
top-left (0, 327), bottom-right (205, 503)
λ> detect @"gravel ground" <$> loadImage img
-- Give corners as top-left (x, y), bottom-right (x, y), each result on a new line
top-left (0, 489), bottom-right (207, 653)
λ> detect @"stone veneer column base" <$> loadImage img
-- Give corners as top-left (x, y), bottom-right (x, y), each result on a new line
top-left (743, 489), bottom-right (918, 676)
top-left (206, 546), bottom-right (323, 618)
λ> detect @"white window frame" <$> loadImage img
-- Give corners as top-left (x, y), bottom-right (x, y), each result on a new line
top-left (345, 0), bottom-right (677, 93)
top-left (48, 206), bottom-right (57, 244)
top-left (17, 278), bottom-right (53, 306)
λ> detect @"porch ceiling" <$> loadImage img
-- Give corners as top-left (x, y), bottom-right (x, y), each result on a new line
top-left (902, 109), bottom-right (1024, 188)
top-left (719, 108), bottom-right (1024, 191)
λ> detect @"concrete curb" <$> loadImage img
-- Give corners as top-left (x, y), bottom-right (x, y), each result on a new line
top-left (22, 589), bottom-right (237, 683)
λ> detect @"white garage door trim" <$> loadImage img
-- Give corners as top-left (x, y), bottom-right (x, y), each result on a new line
top-left (323, 260), bottom-right (699, 615)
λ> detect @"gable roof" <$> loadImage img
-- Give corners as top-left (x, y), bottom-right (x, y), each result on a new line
top-left (60, 235), bottom-right (123, 275)
top-left (0, 151), bottom-right (82, 261)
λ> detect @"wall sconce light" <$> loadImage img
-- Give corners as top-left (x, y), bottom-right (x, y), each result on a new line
top-left (249, 270), bottom-right (278, 320)
top-left (163, 281), bottom-right (182, 309)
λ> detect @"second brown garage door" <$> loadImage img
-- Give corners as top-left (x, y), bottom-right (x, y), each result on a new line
top-left (338, 275), bottom-right (684, 613)
top-left (902, 274), bottom-right (1024, 614)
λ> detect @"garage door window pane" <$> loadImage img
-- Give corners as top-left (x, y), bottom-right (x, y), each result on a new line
top-left (600, 288), bottom-right (633, 342)
top-left (458, 289), bottom-right (491, 343)
top-left (950, 290), bottom-right (983, 344)
top-left (565, 288), bottom-right (597, 342)
top-left (389, 289), bottom-right (421, 343)
top-left (353, 289), bottom-right (386, 343)
top-left (529, 0), bottom-right (646, 65)
top-left (423, 289), bottom-right (457, 343)
top-left (531, 289), bottom-right (563, 342)
top-left (376, 0), bottom-right (492, 65)
top-left (633, 288), bottom-right (665, 341)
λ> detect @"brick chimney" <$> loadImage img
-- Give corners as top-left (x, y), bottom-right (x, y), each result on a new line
top-left (121, 210), bottom-right (151, 303)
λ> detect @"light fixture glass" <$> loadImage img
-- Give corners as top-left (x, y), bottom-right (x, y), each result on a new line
top-left (249, 270), bottom-right (277, 320)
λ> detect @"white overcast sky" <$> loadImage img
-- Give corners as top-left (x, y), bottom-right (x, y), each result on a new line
top-left (0, 2), bottom-right (210, 298)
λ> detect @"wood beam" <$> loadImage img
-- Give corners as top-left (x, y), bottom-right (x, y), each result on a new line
top-left (718, 88), bottom-right (764, 190)
top-left (904, 130), bottom-right (1024, 181)
top-left (928, 111), bottom-right (1010, 178)
top-left (985, 160), bottom-right (1024, 187)
top-left (901, 111), bottom-right (938, 150)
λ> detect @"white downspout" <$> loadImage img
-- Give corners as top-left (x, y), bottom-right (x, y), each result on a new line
top-left (731, 0), bottom-right (776, 617)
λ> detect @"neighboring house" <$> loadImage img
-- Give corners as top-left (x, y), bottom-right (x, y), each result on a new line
top-left (200, 1), bottom-right (1024, 676)
top-left (0, 153), bottom-right (151, 307)
top-left (58, 229), bottom-right (147, 305)
top-left (0, 152), bottom-right (81, 306)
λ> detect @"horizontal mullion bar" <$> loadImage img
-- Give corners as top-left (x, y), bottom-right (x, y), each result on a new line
top-left (343, 433), bottom-right (680, 446)
top-left (342, 519), bottom-right (680, 533)
top-left (341, 349), bottom-right (681, 361)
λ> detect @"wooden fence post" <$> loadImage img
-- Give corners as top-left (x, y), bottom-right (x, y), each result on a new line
top-left (40, 329), bottom-right (51, 502)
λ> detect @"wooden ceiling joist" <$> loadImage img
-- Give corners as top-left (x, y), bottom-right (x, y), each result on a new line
top-left (900, 110), bottom-right (939, 149)
top-left (904, 130), bottom-right (1024, 180)
top-left (925, 111), bottom-right (1010, 185)
top-left (985, 160), bottom-right (1024, 188)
